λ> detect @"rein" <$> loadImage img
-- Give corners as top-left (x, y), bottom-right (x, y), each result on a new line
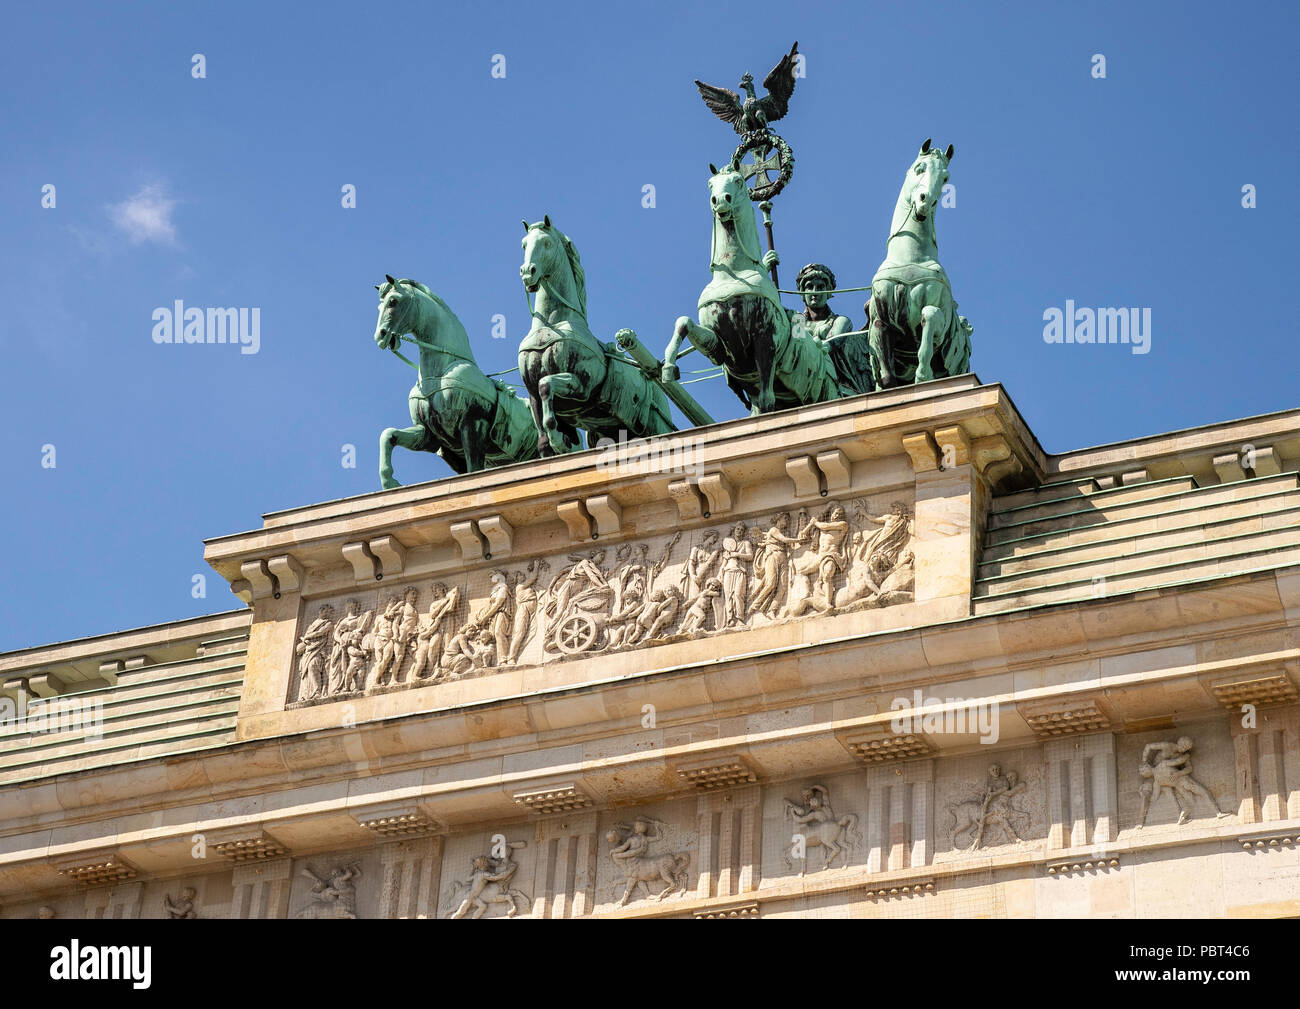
top-left (523, 273), bottom-right (587, 324)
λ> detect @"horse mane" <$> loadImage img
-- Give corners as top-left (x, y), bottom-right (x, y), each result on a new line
top-left (397, 279), bottom-right (455, 316)
top-left (551, 227), bottom-right (587, 318)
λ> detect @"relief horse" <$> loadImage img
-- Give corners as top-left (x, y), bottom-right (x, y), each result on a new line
top-left (866, 140), bottom-right (971, 387)
top-left (373, 277), bottom-right (538, 487)
top-left (784, 785), bottom-right (860, 873)
top-left (606, 822), bottom-right (691, 907)
top-left (517, 216), bottom-right (674, 455)
top-left (666, 165), bottom-right (840, 414)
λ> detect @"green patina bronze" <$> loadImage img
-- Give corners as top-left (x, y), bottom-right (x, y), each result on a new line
top-left (517, 217), bottom-right (675, 455)
top-left (665, 165), bottom-right (840, 415)
top-left (374, 277), bottom-right (538, 487)
top-left (789, 263), bottom-right (874, 397)
top-left (364, 49), bottom-right (978, 490)
top-left (866, 140), bottom-right (973, 387)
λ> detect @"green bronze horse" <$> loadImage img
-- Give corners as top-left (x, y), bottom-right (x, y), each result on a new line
top-left (866, 140), bottom-right (972, 386)
top-left (373, 276), bottom-right (538, 487)
top-left (518, 216), bottom-right (674, 455)
top-left (666, 165), bottom-right (839, 414)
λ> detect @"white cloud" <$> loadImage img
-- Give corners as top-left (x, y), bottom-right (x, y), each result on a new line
top-left (107, 184), bottom-right (179, 245)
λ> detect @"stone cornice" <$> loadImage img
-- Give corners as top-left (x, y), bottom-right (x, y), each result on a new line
top-left (200, 377), bottom-right (1040, 586)
top-left (2, 565), bottom-right (1295, 841)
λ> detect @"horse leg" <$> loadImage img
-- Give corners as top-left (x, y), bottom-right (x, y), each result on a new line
top-left (916, 304), bottom-right (943, 383)
top-left (524, 387), bottom-right (554, 458)
top-left (868, 290), bottom-right (895, 389)
top-left (752, 317), bottom-right (778, 415)
top-left (673, 316), bottom-right (721, 361)
top-left (379, 424), bottom-right (428, 488)
top-left (460, 407), bottom-right (488, 473)
top-left (656, 861), bottom-right (678, 899)
top-left (539, 372), bottom-right (583, 454)
top-left (535, 375), bottom-right (573, 455)
top-left (557, 419), bottom-right (583, 452)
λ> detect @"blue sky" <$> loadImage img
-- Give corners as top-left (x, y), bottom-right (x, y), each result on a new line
top-left (2, 0), bottom-right (1297, 651)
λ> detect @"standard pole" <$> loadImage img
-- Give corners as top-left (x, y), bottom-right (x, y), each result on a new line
top-left (615, 329), bottom-right (715, 427)
top-left (759, 200), bottom-right (779, 287)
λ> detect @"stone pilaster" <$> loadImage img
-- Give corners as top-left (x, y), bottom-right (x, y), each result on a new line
top-left (531, 812), bottom-right (598, 918)
top-left (1044, 734), bottom-right (1116, 851)
top-left (84, 881), bottom-right (143, 919)
top-left (1230, 701), bottom-right (1300, 824)
top-left (377, 835), bottom-right (442, 918)
top-left (906, 759), bottom-right (935, 868)
top-left (232, 856), bottom-right (292, 918)
top-left (695, 785), bottom-right (761, 900)
top-left (866, 765), bottom-right (922, 872)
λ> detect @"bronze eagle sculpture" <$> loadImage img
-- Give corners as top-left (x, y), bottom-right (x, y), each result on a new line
top-left (694, 42), bottom-right (799, 136)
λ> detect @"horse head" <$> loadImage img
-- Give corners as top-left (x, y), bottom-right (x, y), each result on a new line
top-left (519, 215), bottom-right (557, 293)
top-left (374, 274), bottom-right (416, 351)
top-left (520, 215), bottom-right (587, 318)
top-left (707, 163), bottom-right (748, 223)
top-left (707, 163), bottom-right (763, 268)
top-left (905, 139), bottom-right (954, 223)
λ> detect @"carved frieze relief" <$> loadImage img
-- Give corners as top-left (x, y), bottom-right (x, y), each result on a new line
top-left (1135, 736), bottom-right (1230, 829)
top-left (295, 862), bottom-right (362, 919)
top-left (606, 817), bottom-right (692, 907)
top-left (783, 783), bottom-right (861, 874)
top-left (946, 763), bottom-right (1032, 851)
top-left (287, 497), bottom-right (916, 705)
top-left (447, 839), bottom-right (529, 919)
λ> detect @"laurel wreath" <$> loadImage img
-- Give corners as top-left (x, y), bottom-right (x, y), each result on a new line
top-left (730, 131), bottom-right (794, 202)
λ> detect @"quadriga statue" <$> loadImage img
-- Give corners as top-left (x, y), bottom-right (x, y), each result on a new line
top-left (372, 277), bottom-right (539, 487)
top-left (517, 216), bottom-right (676, 455)
top-left (665, 164), bottom-right (841, 415)
top-left (865, 140), bottom-right (972, 387)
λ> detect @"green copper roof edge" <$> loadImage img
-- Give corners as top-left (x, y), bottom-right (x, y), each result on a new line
top-left (979, 503), bottom-right (1300, 577)
top-left (975, 543), bottom-right (1300, 599)
top-left (0, 707), bottom-right (238, 762)
top-left (63, 658), bottom-right (247, 699)
top-left (991, 473), bottom-right (1202, 518)
top-left (989, 472), bottom-right (1300, 534)
top-left (0, 726), bottom-right (238, 781)
top-left (985, 485), bottom-right (1300, 551)
top-left (0, 682), bottom-right (245, 744)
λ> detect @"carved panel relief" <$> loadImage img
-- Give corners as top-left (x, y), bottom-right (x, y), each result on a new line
top-left (933, 750), bottom-right (1047, 863)
top-left (1118, 725), bottom-right (1236, 833)
top-left (283, 850), bottom-right (379, 920)
top-left (440, 835), bottom-right (533, 919)
top-left (592, 799), bottom-right (697, 914)
top-left (762, 770), bottom-right (871, 883)
top-left (288, 497), bottom-right (916, 705)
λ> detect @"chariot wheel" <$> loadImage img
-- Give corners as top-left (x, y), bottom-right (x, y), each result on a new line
top-left (555, 612), bottom-right (599, 654)
top-left (732, 131), bottom-right (794, 202)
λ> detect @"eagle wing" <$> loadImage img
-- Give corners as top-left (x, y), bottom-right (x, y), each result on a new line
top-left (694, 80), bottom-right (744, 130)
top-left (758, 41), bottom-right (799, 124)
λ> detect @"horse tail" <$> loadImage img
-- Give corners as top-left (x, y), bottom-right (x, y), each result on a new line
top-left (672, 853), bottom-right (691, 887)
top-left (841, 814), bottom-right (861, 851)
